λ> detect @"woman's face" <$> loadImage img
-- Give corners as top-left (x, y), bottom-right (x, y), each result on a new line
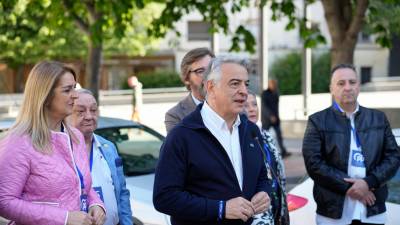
top-left (244, 94), bottom-right (259, 123)
top-left (47, 72), bottom-right (78, 121)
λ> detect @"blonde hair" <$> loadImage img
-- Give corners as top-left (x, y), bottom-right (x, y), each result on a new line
top-left (9, 61), bottom-right (78, 153)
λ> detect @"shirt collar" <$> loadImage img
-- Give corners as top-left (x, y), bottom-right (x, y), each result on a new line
top-left (191, 93), bottom-right (202, 106)
top-left (201, 101), bottom-right (241, 130)
top-left (334, 101), bottom-right (359, 118)
top-left (92, 134), bottom-right (101, 150)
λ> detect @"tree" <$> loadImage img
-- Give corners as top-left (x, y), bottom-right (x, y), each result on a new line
top-left (0, 0), bottom-right (161, 98)
top-left (145, 0), bottom-right (400, 67)
top-left (0, 0), bottom-right (86, 91)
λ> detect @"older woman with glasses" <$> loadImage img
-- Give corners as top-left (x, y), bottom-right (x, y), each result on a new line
top-left (244, 91), bottom-right (289, 225)
top-left (0, 61), bottom-right (105, 225)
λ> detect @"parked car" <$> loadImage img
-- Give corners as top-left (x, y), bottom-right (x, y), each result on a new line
top-left (287, 128), bottom-right (400, 225)
top-left (0, 117), bottom-right (170, 225)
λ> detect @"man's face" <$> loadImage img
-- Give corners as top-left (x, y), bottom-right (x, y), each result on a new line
top-left (186, 55), bottom-right (212, 100)
top-left (70, 92), bottom-right (98, 136)
top-left (330, 68), bottom-right (360, 107)
top-left (208, 63), bottom-right (249, 119)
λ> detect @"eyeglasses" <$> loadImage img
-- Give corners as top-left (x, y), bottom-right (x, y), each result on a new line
top-left (188, 67), bottom-right (206, 77)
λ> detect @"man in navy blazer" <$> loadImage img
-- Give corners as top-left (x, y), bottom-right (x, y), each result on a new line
top-left (153, 55), bottom-right (270, 225)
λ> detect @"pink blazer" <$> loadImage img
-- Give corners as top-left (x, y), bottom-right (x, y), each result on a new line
top-left (0, 127), bottom-right (104, 225)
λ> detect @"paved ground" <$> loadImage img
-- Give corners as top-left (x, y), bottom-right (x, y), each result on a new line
top-left (282, 138), bottom-right (308, 191)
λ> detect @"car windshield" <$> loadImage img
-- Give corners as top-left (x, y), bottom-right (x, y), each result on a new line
top-left (96, 126), bottom-right (163, 176)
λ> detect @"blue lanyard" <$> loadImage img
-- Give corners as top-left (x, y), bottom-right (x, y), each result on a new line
top-left (89, 137), bottom-right (106, 172)
top-left (262, 142), bottom-right (278, 188)
top-left (61, 124), bottom-right (85, 190)
top-left (333, 102), bottom-right (361, 148)
top-left (89, 139), bottom-right (94, 172)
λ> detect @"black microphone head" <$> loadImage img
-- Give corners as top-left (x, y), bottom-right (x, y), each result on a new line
top-left (251, 128), bottom-right (258, 139)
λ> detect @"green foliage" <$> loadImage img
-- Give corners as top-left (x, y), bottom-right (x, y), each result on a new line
top-left (270, 51), bottom-right (331, 95)
top-left (121, 70), bottom-right (183, 89)
top-left (0, 0), bottom-right (86, 67)
top-left (366, 0), bottom-right (400, 48)
top-left (143, 0), bottom-right (326, 54)
top-left (270, 52), bottom-right (302, 95)
top-left (0, 0), bottom-right (161, 66)
top-left (312, 52), bottom-right (331, 93)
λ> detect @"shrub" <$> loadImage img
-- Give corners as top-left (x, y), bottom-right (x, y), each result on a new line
top-left (269, 51), bottom-right (331, 94)
top-left (121, 70), bottom-right (183, 89)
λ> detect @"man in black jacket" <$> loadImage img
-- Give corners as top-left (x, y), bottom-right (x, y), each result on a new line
top-left (154, 56), bottom-right (270, 225)
top-left (302, 64), bottom-right (400, 225)
top-left (261, 79), bottom-right (290, 158)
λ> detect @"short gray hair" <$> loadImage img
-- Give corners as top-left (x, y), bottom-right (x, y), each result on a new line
top-left (203, 55), bottom-right (251, 84)
top-left (76, 88), bottom-right (97, 104)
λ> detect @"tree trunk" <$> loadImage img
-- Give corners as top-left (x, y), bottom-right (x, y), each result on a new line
top-left (331, 41), bottom-right (356, 67)
top-left (85, 40), bottom-right (103, 102)
top-left (15, 65), bottom-right (25, 92)
top-left (321, 0), bottom-right (369, 68)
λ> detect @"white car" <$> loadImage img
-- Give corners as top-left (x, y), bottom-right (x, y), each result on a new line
top-left (287, 128), bottom-right (400, 225)
top-left (0, 117), bottom-right (170, 225)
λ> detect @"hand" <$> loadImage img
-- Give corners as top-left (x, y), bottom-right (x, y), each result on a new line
top-left (344, 178), bottom-right (370, 201)
top-left (361, 191), bottom-right (376, 206)
top-left (66, 211), bottom-right (93, 225)
top-left (88, 206), bottom-right (106, 225)
top-left (225, 197), bottom-right (255, 222)
top-left (250, 191), bottom-right (270, 214)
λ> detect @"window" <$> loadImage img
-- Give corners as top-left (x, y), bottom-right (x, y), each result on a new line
top-left (96, 126), bottom-right (163, 176)
top-left (360, 66), bottom-right (372, 84)
top-left (188, 21), bottom-right (211, 41)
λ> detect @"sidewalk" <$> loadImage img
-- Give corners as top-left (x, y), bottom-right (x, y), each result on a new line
top-left (282, 138), bottom-right (307, 191)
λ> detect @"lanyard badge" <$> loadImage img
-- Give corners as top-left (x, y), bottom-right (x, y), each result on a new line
top-left (80, 192), bottom-right (88, 212)
top-left (76, 165), bottom-right (88, 212)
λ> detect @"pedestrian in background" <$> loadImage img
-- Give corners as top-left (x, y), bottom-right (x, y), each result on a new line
top-left (0, 61), bottom-right (105, 225)
top-left (302, 64), bottom-right (400, 225)
top-left (68, 89), bottom-right (132, 225)
top-left (154, 55), bottom-right (270, 225)
top-left (245, 91), bottom-right (289, 225)
top-left (128, 75), bottom-right (142, 122)
top-left (261, 79), bottom-right (290, 158)
top-left (164, 47), bottom-right (214, 133)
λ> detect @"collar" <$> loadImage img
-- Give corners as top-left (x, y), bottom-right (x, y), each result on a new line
top-left (201, 101), bottom-right (241, 131)
top-left (333, 101), bottom-right (360, 118)
top-left (191, 93), bottom-right (202, 106)
top-left (92, 134), bottom-right (101, 150)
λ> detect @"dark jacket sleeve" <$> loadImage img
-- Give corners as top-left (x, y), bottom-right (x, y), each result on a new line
top-left (363, 115), bottom-right (400, 189)
top-left (302, 117), bottom-right (351, 195)
top-left (153, 131), bottom-right (219, 222)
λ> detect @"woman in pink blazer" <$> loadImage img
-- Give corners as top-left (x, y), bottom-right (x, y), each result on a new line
top-left (0, 61), bottom-right (105, 225)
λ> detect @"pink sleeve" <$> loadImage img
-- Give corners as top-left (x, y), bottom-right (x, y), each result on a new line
top-left (0, 139), bottom-right (67, 225)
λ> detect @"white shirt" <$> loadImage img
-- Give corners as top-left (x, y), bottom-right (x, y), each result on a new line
top-left (317, 104), bottom-right (386, 225)
top-left (191, 93), bottom-right (202, 106)
top-left (91, 136), bottom-right (119, 225)
top-left (200, 102), bottom-right (243, 190)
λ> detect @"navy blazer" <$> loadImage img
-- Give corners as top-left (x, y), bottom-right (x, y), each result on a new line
top-left (153, 104), bottom-right (269, 225)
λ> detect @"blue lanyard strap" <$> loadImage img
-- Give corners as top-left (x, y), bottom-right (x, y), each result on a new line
top-left (89, 137), bottom-right (105, 172)
top-left (333, 102), bottom-right (361, 148)
top-left (61, 124), bottom-right (85, 189)
top-left (262, 143), bottom-right (278, 188)
top-left (76, 166), bottom-right (85, 189)
top-left (90, 139), bottom-right (94, 172)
